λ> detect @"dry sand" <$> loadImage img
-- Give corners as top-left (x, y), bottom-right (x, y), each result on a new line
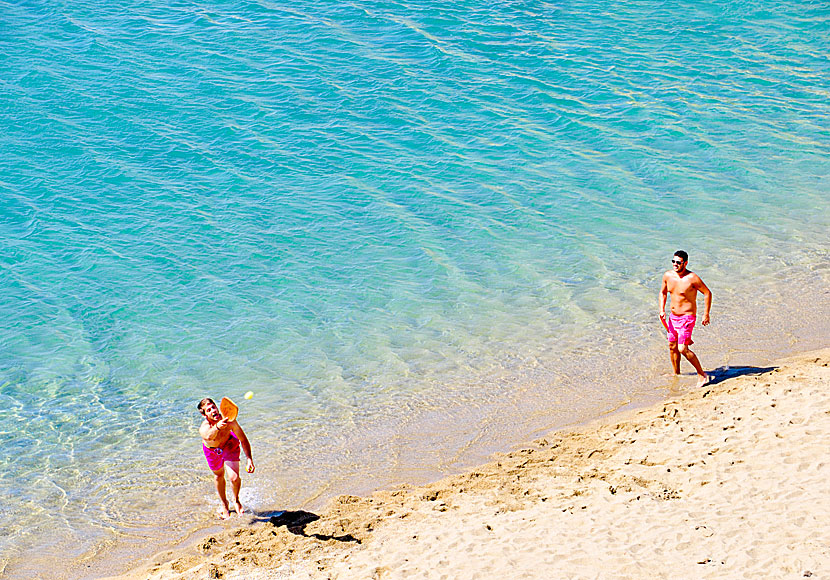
top-left (115, 348), bottom-right (830, 580)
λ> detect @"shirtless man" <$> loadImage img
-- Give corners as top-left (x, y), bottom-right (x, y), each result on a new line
top-left (659, 250), bottom-right (712, 387)
top-left (198, 398), bottom-right (255, 519)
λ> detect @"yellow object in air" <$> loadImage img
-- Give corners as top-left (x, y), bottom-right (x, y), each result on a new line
top-left (244, 391), bottom-right (254, 399)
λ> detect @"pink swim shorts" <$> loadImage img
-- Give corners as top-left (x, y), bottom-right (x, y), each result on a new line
top-left (203, 432), bottom-right (240, 472)
top-left (666, 313), bottom-right (696, 345)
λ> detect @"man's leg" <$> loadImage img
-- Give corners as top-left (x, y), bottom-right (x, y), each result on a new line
top-left (212, 467), bottom-right (231, 519)
top-left (225, 461), bottom-right (244, 515)
top-left (678, 343), bottom-right (708, 387)
top-left (669, 342), bottom-right (681, 375)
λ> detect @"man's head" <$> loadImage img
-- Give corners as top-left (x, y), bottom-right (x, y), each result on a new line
top-left (198, 398), bottom-right (221, 422)
top-left (672, 250), bottom-right (688, 271)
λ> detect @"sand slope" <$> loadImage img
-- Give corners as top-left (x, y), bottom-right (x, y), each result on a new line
top-left (120, 349), bottom-right (830, 580)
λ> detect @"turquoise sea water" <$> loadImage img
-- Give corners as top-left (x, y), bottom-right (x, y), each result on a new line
top-left (1, 0), bottom-right (828, 577)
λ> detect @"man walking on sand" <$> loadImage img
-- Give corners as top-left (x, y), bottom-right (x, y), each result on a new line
top-left (659, 250), bottom-right (712, 387)
top-left (198, 398), bottom-right (255, 519)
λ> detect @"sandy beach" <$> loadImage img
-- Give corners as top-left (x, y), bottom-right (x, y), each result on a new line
top-left (113, 348), bottom-right (830, 580)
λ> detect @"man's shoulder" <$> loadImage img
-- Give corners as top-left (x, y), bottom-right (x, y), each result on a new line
top-left (689, 271), bottom-right (709, 286)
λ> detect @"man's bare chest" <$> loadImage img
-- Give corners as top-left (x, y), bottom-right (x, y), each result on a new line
top-left (203, 424), bottom-right (233, 447)
top-left (668, 276), bottom-right (695, 296)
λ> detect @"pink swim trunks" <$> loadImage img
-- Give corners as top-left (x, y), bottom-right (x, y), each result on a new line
top-left (666, 313), bottom-right (696, 345)
top-left (203, 432), bottom-right (240, 472)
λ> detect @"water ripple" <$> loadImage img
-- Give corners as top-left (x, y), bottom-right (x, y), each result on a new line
top-left (0, 0), bottom-right (828, 577)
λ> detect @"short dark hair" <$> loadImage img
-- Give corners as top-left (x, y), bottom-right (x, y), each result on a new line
top-left (198, 398), bottom-right (215, 414)
top-left (674, 250), bottom-right (688, 262)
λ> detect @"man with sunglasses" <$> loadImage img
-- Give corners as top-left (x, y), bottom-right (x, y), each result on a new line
top-left (659, 250), bottom-right (712, 387)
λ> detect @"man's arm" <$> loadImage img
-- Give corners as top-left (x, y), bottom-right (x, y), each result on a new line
top-left (696, 276), bottom-right (712, 325)
top-left (658, 272), bottom-right (669, 319)
top-left (231, 422), bottom-right (255, 473)
top-left (199, 419), bottom-right (228, 443)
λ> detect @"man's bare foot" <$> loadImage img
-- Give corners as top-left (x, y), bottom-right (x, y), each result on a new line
top-left (696, 373), bottom-right (710, 388)
top-left (233, 500), bottom-right (245, 515)
top-left (218, 506), bottom-right (231, 520)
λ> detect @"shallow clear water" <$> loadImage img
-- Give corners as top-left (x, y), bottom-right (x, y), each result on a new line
top-left (0, 0), bottom-right (828, 577)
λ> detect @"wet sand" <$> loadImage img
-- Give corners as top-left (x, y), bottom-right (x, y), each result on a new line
top-left (112, 347), bottom-right (830, 580)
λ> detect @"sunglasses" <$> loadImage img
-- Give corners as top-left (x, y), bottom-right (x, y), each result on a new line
top-left (672, 259), bottom-right (684, 265)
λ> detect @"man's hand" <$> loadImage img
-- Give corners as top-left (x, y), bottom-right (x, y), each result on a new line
top-left (246, 458), bottom-right (255, 474)
top-left (216, 418), bottom-right (230, 431)
top-left (702, 314), bottom-right (710, 326)
top-left (659, 311), bottom-right (666, 320)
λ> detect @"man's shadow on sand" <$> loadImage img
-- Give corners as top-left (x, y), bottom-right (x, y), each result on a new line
top-left (706, 365), bottom-right (777, 386)
top-left (250, 510), bottom-right (361, 544)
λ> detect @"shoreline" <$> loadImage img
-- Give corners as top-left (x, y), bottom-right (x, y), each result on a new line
top-left (112, 346), bottom-right (830, 580)
top-left (10, 276), bottom-right (827, 580)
